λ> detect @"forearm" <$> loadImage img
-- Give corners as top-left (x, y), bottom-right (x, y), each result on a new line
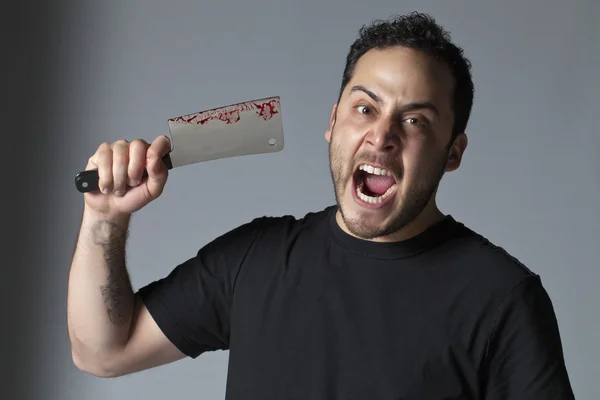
top-left (68, 207), bottom-right (135, 366)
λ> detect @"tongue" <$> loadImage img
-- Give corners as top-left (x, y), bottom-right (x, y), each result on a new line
top-left (364, 174), bottom-right (395, 196)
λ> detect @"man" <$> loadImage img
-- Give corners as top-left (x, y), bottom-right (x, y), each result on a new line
top-left (68, 12), bottom-right (575, 399)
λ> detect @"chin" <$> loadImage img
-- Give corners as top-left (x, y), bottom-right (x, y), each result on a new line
top-left (336, 174), bottom-right (435, 240)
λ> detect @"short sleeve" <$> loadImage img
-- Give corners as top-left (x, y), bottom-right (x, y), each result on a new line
top-left (137, 218), bottom-right (265, 359)
top-left (481, 275), bottom-right (575, 399)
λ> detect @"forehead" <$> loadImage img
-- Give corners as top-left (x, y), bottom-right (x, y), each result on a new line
top-left (344, 46), bottom-right (454, 115)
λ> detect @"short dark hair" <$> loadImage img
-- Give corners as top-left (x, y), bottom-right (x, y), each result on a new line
top-left (338, 12), bottom-right (474, 138)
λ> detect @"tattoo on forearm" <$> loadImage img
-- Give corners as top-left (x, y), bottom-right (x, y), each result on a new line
top-left (91, 220), bottom-right (134, 326)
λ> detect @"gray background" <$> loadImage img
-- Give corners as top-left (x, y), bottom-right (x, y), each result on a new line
top-left (4, 0), bottom-right (598, 399)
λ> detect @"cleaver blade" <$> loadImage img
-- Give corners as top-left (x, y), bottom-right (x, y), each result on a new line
top-left (74, 96), bottom-right (284, 193)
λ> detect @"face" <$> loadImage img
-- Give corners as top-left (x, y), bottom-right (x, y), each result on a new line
top-left (325, 46), bottom-right (467, 241)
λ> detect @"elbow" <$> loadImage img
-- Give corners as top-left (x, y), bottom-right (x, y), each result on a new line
top-left (71, 346), bottom-right (123, 378)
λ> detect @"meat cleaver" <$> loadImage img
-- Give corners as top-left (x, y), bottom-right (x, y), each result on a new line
top-left (74, 96), bottom-right (284, 193)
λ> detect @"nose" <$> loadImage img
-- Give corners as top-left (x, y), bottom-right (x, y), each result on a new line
top-left (365, 118), bottom-right (400, 153)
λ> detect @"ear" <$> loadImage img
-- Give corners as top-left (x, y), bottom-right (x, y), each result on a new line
top-left (324, 103), bottom-right (337, 143)
top-left (445, 133), bottom-right (468, 172)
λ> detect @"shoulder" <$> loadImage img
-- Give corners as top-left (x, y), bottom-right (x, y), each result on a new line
top-left (205, 206), bottom-right (334, 251)
top-left (439, 219), bottom-right (562, 350)
top-left (442, 217), bottom-right (541, 300)
top-left (238, 205), bottom-right (334, 240)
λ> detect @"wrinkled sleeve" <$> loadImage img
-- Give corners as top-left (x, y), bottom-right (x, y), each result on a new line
top-left (482, 275), bottom-right (575, 399)
top-left (137, 218), bottom-right (265, 358)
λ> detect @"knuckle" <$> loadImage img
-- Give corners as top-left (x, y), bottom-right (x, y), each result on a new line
top-left (96, 143), bottom-right (112, 159)
top-left (114, 139), bottom-right (129, 147)
top-left (95, 143), bottom-right (111, 158)
top-left (98, 141), bottom-right (111, 150)
top-left (130, 138), bottom-right (149, 148)
top-left (130, 141), bottom-right (149, 160)
top-left (112, 140), bottom-right (128, 153)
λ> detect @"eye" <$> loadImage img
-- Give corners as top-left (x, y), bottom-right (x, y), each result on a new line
top-left (357, 105), bottom-right (372, 115)
top-left (405, 117), bottom-right (426, 127)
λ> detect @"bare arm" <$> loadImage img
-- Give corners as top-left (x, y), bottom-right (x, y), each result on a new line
top-left (68, 136), bottom-right (185, 377)
top-left (68, 208), bottom-right (185, 377)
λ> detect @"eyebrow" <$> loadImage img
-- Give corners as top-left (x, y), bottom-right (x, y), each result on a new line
top-left (349, 84), bottom-right (440, 117)
top-left (350, 85), bottom-right (382, 103)
top-left (399, 102), bottom-right (439, 117)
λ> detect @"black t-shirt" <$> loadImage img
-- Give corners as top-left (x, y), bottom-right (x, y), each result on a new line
top-left (138, 205), bottom-right (575, 399)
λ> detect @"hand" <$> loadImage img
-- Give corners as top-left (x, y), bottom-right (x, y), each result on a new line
top-left (83, 135), bottom-right (171, 218)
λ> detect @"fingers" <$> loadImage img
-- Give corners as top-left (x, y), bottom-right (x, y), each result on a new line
top-left (88, 136), bottom-right (167, 197)
top-left (95, 142), bottom-right (113, 194)
top-left (112, 139), bottom-right (130, 196)
top-left (128, 139), bottom-right (149, 186)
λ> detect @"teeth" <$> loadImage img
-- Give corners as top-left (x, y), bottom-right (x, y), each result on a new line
top-left (356, 182), bottom-right (396, 204)
top-left (358, 164), bottom-right (392, 177)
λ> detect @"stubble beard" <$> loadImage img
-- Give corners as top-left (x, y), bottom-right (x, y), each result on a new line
top-left (328, 132), bottom-right (449, 241)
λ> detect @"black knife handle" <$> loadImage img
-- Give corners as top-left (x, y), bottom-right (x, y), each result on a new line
top-left (74, 169), bottom-right (149, 193)
top-left (74, 154), bottom-right (173, 193)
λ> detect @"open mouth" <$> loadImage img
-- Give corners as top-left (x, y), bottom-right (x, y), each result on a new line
top-left (352, 163), bottom-right (398, 206)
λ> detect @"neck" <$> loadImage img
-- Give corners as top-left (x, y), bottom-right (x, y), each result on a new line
top-left (335, 200), bottom-right (446, 243)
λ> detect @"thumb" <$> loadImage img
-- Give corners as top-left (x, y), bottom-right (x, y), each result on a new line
top-left (145, 153), bottom-right (168, 199)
